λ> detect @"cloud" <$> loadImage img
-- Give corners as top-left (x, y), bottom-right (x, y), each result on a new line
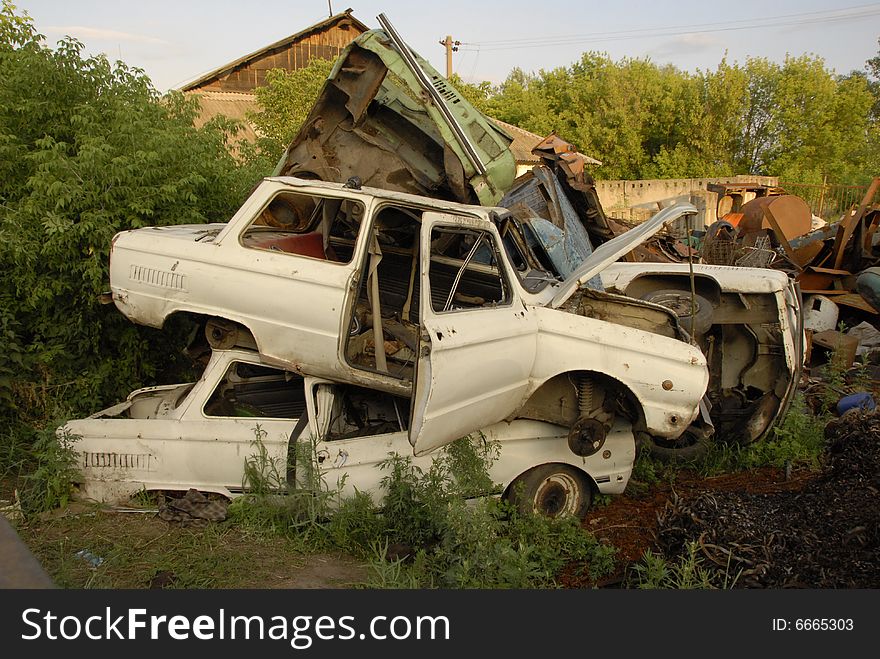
top-left (649, 33), bottom-right (718, 58)
top-left (43, 25), bottom-right (168, 45)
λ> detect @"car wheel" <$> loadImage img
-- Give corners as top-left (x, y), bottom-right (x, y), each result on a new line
top-left (506, 464), bottom-right (592, 521)
top-left (644, 429), bottom-right (711, 462)
top-left (639, 289), bottom-right (714, 337)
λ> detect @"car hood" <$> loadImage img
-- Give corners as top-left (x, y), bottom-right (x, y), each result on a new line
top-left (549, 203), bottom-right (698, 308)
top-left (274, 28), bottom-right (515, 207)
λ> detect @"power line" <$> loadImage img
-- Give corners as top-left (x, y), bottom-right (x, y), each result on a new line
top-left (457, 3), bottom-right (880, 51)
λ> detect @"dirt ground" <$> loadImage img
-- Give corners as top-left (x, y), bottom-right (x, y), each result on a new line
top-left (566, 466), bottom-right (815, 587)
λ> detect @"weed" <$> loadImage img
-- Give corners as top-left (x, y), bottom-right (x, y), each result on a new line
top-left (232, 432), bottom-right (615, 589)
top-left (818, 327), bottom-right (856, 413)
top-left (629, 542), bottom-right (739, 589)
top-left (628, 450), bottom-right (678, 494)
top-left (0, 425), bottom-right (31, 481)
top-left (363, 439), bottom-right (615, 588)
top-left (324, 490), bottom-right (384, 554)
top-left (241, 425), bottom-right (286, 496)
top-left (443, 431), bottom-right (500, 496)
top-left (18, 422), bottom-right (80, 515)
top-left (362, 539), bottom-right (422, 589)
top-left (697, 393), bottom-right (826, 476)
top-left (592, 493), bottom-right (613, 507)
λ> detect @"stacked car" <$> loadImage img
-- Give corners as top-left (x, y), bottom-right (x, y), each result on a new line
top-left (64, 24), bottom-right (802, 519)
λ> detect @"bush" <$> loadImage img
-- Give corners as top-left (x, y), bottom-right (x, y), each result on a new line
top-left (0, 3), bottom-right (271, 469)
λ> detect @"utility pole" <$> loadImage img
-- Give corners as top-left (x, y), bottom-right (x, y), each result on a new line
top-left (439, 35), bottom-right (459, 78)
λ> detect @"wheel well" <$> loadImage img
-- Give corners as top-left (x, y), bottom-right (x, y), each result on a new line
top-left (622, 274), bottom-right (722, 305)
top-left (165, 311), bottom-right (259, 353)
top-left (516, 370), bottom-right (646, 431)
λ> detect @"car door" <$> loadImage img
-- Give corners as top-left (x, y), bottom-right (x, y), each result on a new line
top-left (183, 355), bottom-right (305, 493)
top-left (409, 212), bottom-right (538, 455)
top-left (304, 381), bottom-right (429, 497)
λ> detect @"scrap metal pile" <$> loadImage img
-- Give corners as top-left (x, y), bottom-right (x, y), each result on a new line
top-left (76, 17), bottom-right (810, 517)
top-left (696, 179), bottom-right (880, 370)
top-left (654, 410), bottom-right (880, 588)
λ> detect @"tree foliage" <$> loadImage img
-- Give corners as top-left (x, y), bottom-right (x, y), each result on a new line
top-left (484, 50), bottom-right (876, 184)
top-left (0, 2), bottom-right (267, 434)
top-left (249, 58), bottom-right (334, 159)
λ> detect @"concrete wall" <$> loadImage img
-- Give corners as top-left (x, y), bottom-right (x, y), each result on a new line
top-left (596, 175), bottom-right (779, 234)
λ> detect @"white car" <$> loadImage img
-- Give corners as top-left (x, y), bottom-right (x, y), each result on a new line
top-left (108, 176), bottom-right (714, 460)
top-left (63, 349), bottom-right (636, 520)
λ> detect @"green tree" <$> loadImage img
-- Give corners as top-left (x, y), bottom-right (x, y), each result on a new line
top-left (249, 58), bottom-right (334, 157)
top-left (488, 47), bottom-right (875, 185)
top-left (448, 73), bottom-right (493, 115)
top-left (0, 1), bottom-right (267, 438)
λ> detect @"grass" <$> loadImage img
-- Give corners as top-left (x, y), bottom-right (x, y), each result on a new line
top-left (14, 506), bottom-right (348, 589)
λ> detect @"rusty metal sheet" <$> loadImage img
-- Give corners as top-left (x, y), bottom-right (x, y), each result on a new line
top-left (831, 293), bottom-right (878, 314)
top-left (792, 241), bottom-right (824, 268)
top-left (828, 177), bottom-right (880, 270)
top-left (811, 329), bottom-right (859, 367)
top-left (738, 195), bottom-right (812, 241)
top-left (797, 266), bottom-right (853, 292)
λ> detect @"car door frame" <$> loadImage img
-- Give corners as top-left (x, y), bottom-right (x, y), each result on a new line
top-left (409, 212), bottom-right (538, 455)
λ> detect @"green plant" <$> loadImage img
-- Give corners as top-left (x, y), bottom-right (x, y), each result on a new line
top-left (591, 492), bottom-right (613, 507)
top-left (241, 425), bottom-right (286, 496)
top-left (324, 490), bottom-right (385, 554)
top-left (19, 422), bottom-right (80, 514)
top-left (0, 2), bottom-right (272, 456)
top-left (249, 58), bottom-right (335, 157)
top-left (442, 431), bottom-right (501, 497)
top-left (629, 542), bottom-right (739, 589)
top-left (361, 539), bottom-right (422, 589)
top-left (819, 330), bottom-right (852, 413)
top-left (697, 393), bottom-right (826, 475)
top-left (230, 432), bottom-right (615, 588)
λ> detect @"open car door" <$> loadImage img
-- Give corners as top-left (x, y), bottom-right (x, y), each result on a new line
top-left (409, 212), bottom-right (538, 455)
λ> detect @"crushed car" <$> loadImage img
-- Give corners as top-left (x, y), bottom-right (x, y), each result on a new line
top-left (274, 16), bottom-right (516, 207)
top-left (500, 163), bottom-right (803, 456)
top-left (108, 175), bottom-right (709, 458)
top-left (63, 348), bottom-right (636, 520)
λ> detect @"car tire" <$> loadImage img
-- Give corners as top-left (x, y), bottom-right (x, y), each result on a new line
top-left (644, 429), bottom-right (712, 463)
top-left (639, 289), bottom-right (714, 337)
top-left (505, 464), bottom-right (592, 521)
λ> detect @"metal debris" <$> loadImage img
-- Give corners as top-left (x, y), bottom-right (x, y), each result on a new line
top-left (654, 410), bottom-right (880, 588)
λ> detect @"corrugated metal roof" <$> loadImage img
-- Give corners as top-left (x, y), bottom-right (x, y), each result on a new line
top-left (491, 118), bottom-right (601, 166)
top-left (185, 90), bottom-right (260, 142)
top-left (179, 9), bottom-right (369, 91)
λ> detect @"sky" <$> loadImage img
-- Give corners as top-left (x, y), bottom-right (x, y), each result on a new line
top-left (14, 0), bottom-right (880, 92)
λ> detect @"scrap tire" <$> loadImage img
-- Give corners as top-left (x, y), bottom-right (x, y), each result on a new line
top-left (505, 464), bottom-right (592, 521)
top-left (645, 430), bottom-right (712, 463)
top-left (639, 289), bottom-right (714, 337)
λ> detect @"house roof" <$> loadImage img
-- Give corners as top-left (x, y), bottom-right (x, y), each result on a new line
top-left (179, 9), bottom-right (369, 92)
top-left (185, 91), bottom-right (260, 142)
top-left (491, 118), bottom-right (602, 166)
